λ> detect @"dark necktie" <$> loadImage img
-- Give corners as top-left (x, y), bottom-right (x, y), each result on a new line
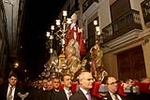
top-left (68, 91), bottom-right (72, 100)
top-left (8, 86), bottom-right (13, 100)
top-left (114, 93), bottom-right (119, 100)
top-left (68, 91), bottom-right (72, 96)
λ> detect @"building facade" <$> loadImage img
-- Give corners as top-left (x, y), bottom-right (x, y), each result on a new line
top-left (0, 0), bottom-right (9, 77)
top-left (60, 0), bottom-right (150, 80)
top-left (0, 0), bottom-right (26, 78)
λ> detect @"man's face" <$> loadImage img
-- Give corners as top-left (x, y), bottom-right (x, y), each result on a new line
top-left (63, 75), bottom-right (72, 88)
top-left (42, 79), bottom-right (48, 88)
top-left (107, 77), bottom-right (118, 93)
top-left (8, 76), bottom-right (17, 86)
top-left (47, 81), bottom-right (53, 90)
top-left (80, 72), bottom-right (94, 91)
top-left (71, 14), bottom-right (77, 23)
top-left (53, 79), bottom-right (60, 89)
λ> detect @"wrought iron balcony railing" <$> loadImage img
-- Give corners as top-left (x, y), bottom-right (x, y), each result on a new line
top-left (141, 0), bottom-right (150, 25)
top-left (82, 0), bottom-right (98, 13)
top-left (102, 10), bottom-right (142, 43)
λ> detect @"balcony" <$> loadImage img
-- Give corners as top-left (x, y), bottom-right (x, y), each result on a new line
top-left (82, 0), bottom-right (98, 13)
top-left (102, 10), bottom-right (142, 43)
top-left (141, 0), bottom-right (150, 26)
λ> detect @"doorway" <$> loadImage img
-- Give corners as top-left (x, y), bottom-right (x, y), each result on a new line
top-left (117, 46), bottom-right (146, 81)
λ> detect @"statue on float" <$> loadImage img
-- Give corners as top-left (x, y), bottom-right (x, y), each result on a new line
top-left (89, 42), bottom-right (108, 81)
top-left (64, 39), bottom-right (82, 77)
top-left (57, 12), bottom-right (108, 81)
top-left (57, 12), bottom-right (86, 80)
top-left (90, 44), bottom-right (103, 72)
top-left (65, 13), bottom-right (86, 58)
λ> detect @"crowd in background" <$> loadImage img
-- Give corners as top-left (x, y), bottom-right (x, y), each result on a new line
top-left (0, 71), bottom-right (150, 100)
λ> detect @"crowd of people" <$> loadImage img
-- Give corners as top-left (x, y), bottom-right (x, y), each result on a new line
top-left (0, 71), bottom-right (150, 100)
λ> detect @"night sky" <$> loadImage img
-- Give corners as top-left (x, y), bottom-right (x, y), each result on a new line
top-left (20, 0), bottom-right (67, 80)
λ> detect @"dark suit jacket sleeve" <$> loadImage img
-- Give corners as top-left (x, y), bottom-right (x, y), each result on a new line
top-left (0, 83), bottom-right (8, 100)
top-left (0, 83), bottom-right (27, 100)
top-left (70, 89), bottom-right (87, 100)
top-left (105, 92), bottom-right (126, 100)
top-left (55, 89), bottom-right (68, 100)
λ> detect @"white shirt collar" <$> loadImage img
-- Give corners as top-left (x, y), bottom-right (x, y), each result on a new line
top-left (80, 87), bottom-right (88, 95)
top-left (7, 84), bottom-right (16, 100)
top-left (63, 88), bottom-right (72, 100)
top-left (63, 88), bottom-right (71, 94)
top-left (80, 87), bottom-right (91, 100)
top-left (109, 91), bottom-right (122, 100)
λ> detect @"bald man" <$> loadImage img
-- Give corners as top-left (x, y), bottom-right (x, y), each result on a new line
top-left (70, 71), bottom-right (98, 100)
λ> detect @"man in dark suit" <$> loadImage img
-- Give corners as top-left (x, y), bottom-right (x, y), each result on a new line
top-left (36, 78), bottom-right (51, 100)
top-left (0, 73), bottom-right (26, 100)
top-left (102, 76), bottom-right (124, 100)
top-left (70, 71), bottom-right (97, 100)
top-left (49, 77), bottom-right (60, 100)
top-left (55, 74), bottom-right (72, 100)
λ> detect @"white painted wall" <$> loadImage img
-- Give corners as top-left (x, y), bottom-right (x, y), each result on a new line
top-left (3, 0), bottom-right (20, 53)
top-left (99, 0), bottom-right (112, 29)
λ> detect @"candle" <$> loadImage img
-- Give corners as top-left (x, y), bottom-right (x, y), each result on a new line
top-left (56, 19), bottom-right (60, 26)
top-left (97, 31), bottom-right (101, 35)
top-left (51, 25), bottom-right (55, 30)
top-left (96, 26), bottom-right (100, 32)
top-left (50, 35), bottom-right (54, 39)
top-left (62, 39), bottom-right (65, 45)
top-left (46, 32), bottom-right (50, 37)
top-left (50, 48), bottom-right (53, 53)
top-left (93, 20), bottom-right (98, 26)
top-left (63, 10), bottom-right (67, 17)
top-left (67, 18), bottom-right (72, 24)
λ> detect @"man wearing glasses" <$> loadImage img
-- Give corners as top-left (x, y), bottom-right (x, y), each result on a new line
top-left (103, 76), bottom-right (124, 100)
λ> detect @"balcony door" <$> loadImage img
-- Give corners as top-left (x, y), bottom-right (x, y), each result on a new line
top-left (117, 46), bottom-right (146, 81)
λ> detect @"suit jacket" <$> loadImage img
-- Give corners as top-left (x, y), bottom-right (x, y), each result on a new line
top-left (27, 86), bottom-right (50, 100)
top-left (0, 83), bottom-right (26, 100)
top-left (27, 86), bottom-right (39, 100)
top-left (55, 89), bottom-right (68, 100)
top-left (48, 89), bottom-right (59, 100)
top-left (70, 89), bottom-right (98, 100)
top-left (36, 88), bottom-right (50, 100)
top-left (104, 92), bottom-right (125, 100)
top-left (136, 91), bottom-right (150, 100)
